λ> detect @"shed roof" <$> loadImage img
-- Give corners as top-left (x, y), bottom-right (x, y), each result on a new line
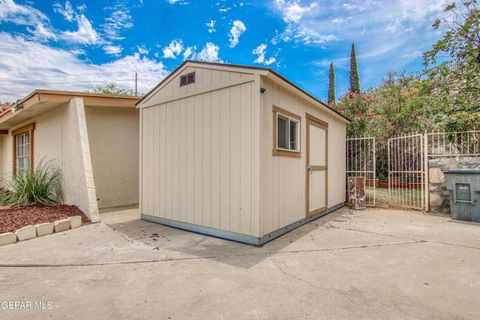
top-left (137, 60), bottom-right (350, 123)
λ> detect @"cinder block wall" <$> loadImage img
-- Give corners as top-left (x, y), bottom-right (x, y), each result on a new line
top-left (429, 157), bottom-right (480, 213)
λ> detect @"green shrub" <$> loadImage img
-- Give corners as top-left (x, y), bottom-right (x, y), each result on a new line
top-left (0, 161), bottom-right (63, 207)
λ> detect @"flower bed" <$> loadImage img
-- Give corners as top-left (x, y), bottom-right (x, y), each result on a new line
top-left (0, 204), bottom-right (89, 234)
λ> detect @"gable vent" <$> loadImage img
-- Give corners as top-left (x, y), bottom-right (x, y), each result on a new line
top-left (180, 72), bottom-right (195, 87)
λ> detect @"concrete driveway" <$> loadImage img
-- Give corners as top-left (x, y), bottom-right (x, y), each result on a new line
top-left (0, 207), bottom-right (479, 320)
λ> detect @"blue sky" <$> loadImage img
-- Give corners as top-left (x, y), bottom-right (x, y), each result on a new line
top-left (0, 0), bottom-right (449, 102)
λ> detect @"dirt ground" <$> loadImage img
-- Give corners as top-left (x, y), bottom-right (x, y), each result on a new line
top-left (0, 207), bottom-right (479, 319)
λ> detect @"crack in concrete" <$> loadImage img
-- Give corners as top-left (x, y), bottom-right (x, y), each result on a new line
top-left (0, 239), bottom-right (422, 268)
top-left (331, 226), bottom-right (480, 250)
top-left (270, 259), bottom-right (420, 319)
top-left (272, 260), bottom-right (320, 290)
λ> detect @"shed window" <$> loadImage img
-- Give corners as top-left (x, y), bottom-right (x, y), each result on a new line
top-left (12, 123), bottom-right (35, 176)
top-left (273, 106), bottom-right (301, 157)
top-left (180, 72), bottom-right (195, 86)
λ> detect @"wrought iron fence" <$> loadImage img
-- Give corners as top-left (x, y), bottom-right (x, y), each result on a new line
top-left (346, 137), bottom-right (376, 206)
top-left (427, 129), bottom-right (479, 157)
top-left (347, 129), bottom-right (479, 211)
top-left (387, 134), bottom-right (425, 210)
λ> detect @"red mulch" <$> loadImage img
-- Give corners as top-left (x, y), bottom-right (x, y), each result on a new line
top-left (0, 204), bottom-right (90, 233)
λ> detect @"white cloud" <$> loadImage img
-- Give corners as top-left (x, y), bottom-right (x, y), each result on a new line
top-left (331, 16), bottom-right (352, 24)
top-left (160, 40), bottom-right (222, 62)
top-left (252, 43), bottom-right (276, 65)
top-left (61, 13), bottom-right (100, 44)
top-left (103, 45), bottom-right (123, 56)
top-left (194, 42), bottom-right (221, 62)
top-left (304, 0), bottom-right (449, 90)
top-left (166, 0), bottom-right (189, 4)
top-left (0, 0), bottom-right (48, 25)
top-left (228, 20), bottom-right (246, 48)
top-left (53, 1), bottom-right (100, 45)
top-left (0, 0), bottom-right (55, 40)
top-left (342, 0), bottom-right (379, 12)
top-left (273, 0), bottom-right (334, 45)
top-left (183, 46), bottom-right (195, 59)
top-left (206, 19), bottom-right (216, 33)
top-left (102, 6), bottom-right (133, 41)
top-left (275, 0), bottom-right (318, 23)
top-left (163, 39), bottom-right (184, 59)
top-left (76, 4), bottom-right (87, 12)
top-left (402, 50), bottom-right (423, 59)
top-left (272, 0), bottom-right (447, 51)
top-left (137, 45), bottom-right (149, 55)
top-left (28, 22), bottom-right (57, 40)
top-left (53, 1), bottom-right (75, 21)
top-left (0, 32), bottom-right (168, 101)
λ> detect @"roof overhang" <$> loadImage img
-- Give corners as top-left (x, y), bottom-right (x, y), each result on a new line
top-left (0, 90), bottom-right (140, 130)
top-left (263, 71), bottom-right (350, 124)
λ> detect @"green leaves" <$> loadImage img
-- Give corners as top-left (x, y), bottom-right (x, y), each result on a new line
top-left (90, 83), bottom-right (135, 96)
top-left (424, 1), bottom-right (479, 68)
top-left (349, 43), bottom-right (361, 93)
top-left (0, 160), bottom-right (64, 207)
top-left (328, 62), bottom-right (336, 105)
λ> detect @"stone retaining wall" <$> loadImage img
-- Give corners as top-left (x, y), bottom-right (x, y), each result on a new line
top-left (429, 157), bottom-right (480, 213)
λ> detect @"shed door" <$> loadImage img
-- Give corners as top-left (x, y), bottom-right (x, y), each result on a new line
top-left (306, 115), bottom-right (328, 216)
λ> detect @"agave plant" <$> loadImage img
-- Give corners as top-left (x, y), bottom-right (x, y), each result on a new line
top-left (0, 160), bottom-right (63, 207)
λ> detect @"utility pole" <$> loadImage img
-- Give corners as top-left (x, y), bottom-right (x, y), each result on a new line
top-left (134, 71), bottom-right (138, 96)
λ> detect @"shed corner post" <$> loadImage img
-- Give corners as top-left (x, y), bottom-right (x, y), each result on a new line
top-left (254, 75), bottom-right (263, 237)
top-left (139, 103), bottom-right (144, 215)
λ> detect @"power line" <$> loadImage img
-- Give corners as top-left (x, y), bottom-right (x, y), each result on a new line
top-left (0, 79), bottom-right (134, 84)
top-left (0, 71), bottom-right (146, 81)
top-left (0, 78), bottom-right (160, 85)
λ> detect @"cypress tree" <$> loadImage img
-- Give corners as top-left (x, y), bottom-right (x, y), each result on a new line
top-left (349, 42), bottom-right (360, 93)
top-left (328, 62), bottom-right (336, 105)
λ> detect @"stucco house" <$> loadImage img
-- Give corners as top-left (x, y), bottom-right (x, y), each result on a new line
top-left (0, 90), bottom-right (140, 222)
top-left (137, 61), bottom-right (350, 245)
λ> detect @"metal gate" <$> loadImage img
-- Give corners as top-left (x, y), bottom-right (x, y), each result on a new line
top-left (387, 134), bottom-right (426, 210)
top-left (346, 137), bottom-right (376, 206)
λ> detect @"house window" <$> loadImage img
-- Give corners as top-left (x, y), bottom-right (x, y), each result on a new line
top-left (12, 123), bottom-right (35, 176)
top-left (180, 72), bottom-right (195, 86)
top-left (273, 106), bottom-right (301, 157)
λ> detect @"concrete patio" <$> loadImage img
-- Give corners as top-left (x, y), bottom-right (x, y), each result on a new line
top-left (0, 207), bottom-right (479, 319)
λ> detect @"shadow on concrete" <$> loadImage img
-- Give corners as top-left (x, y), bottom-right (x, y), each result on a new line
top-left (106, 209), bottom-right (347, 269)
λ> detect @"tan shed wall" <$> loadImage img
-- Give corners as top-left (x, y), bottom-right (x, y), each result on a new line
top-left (141, 76), bottom-right (261, 237)
top-left (85, 107), bottom-right (139, 209)
top-left (259, 77), bottom-right (346, 235)
top-left (142, 66), bottom-right (253, 108)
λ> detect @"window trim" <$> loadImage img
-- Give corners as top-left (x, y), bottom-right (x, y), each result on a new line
top-left (272, 105), bottom-right (301, 158)
top-left (11, 123), bottom-right (35, 175)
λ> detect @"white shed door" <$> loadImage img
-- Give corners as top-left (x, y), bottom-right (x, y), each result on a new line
top-left (307, 115), bottom-right (328, 216)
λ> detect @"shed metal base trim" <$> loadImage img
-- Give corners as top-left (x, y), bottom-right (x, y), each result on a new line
top-left (258, 203), bottom-right (345, 245)
top-left (141, 203), bottom-right (345, 246)
top-left (141, 214), bottom-right (260, 245)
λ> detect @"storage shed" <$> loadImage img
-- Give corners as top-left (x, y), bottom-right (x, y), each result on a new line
top-left (137, 61), bottom-right (349, 245)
